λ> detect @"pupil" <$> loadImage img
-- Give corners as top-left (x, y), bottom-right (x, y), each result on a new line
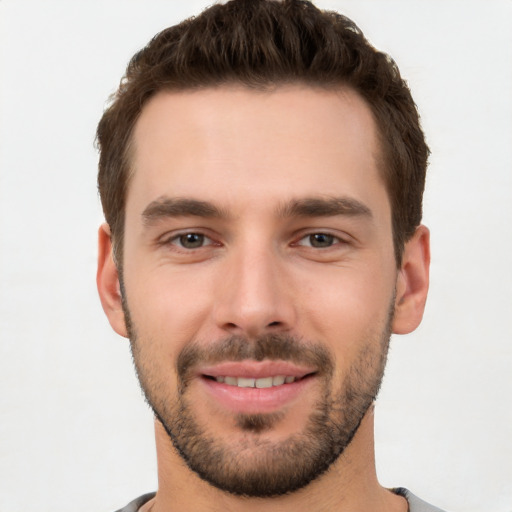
top-left (180, 233), bottom-right (204, 248)
top-left (310, 233), bottom-right (333, 247)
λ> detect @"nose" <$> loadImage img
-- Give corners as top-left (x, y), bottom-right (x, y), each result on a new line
top-left (212, 242), bottom-right (296, 338)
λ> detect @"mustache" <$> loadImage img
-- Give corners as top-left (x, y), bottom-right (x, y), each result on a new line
top-left (177, 333), bottom-right (334, 387)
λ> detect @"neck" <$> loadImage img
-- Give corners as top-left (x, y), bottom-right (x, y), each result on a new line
top-left (147, 406), bottom-right (407, 512)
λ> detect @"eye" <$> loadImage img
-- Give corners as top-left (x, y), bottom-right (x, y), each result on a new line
top-left (170, 232), bottom-right (213, 249)
top-left (297, 233), bottom-right (338, 248)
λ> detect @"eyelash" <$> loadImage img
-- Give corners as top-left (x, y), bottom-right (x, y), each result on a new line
top-left (294, 232), bottom-right (347, 249)
top-left (162, 231), bottom-right (217, 250)
top-left (160, 230), bottom-right (348, 251)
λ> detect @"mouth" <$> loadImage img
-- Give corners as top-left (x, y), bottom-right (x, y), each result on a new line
top-left (197, 361), bottom-right (318, 414)
top-left (205, 374), bottom-right (309, 387)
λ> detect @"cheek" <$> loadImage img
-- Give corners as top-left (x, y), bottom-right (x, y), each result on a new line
top-left (295, 263), bottom-right (394, 351)
top-left (124, 266), bottom-right (215, 354)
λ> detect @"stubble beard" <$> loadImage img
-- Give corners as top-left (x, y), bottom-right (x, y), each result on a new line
top-left (122, 290), bottom-right (393, 497)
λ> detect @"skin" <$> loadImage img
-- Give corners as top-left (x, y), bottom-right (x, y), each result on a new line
top-left (97, 85), bottom-right (430, 512)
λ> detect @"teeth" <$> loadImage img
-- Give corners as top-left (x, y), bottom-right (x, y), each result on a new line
top-left (272, 375), bottom-right (285, 386)
top-left (255, 377), bottom-right (273, 388)
top-left (238, 377), bottom-right (255, 388)
top-left (214, 375), bottom-right (297, 387)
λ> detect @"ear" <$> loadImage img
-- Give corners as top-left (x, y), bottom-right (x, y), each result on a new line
top-left (96, 223), bottom-right (128, 338)
top-left (392, 225), bottom-right (430, 335)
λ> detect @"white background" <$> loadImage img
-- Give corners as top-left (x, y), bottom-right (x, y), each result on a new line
top-left (1, 1), bottom-right (511, 511)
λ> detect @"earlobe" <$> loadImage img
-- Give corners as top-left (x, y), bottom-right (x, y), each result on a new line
top-left (392, 225), bottom-right (430, 335)
top-left (96, 223), bottom-right (128, 338)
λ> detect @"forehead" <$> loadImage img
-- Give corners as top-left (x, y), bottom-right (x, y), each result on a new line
top-left (128, 85), bottom-right (386, 213)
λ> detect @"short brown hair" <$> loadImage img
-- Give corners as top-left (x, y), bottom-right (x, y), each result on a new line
top-left (97, 0), bottom-right (429, 266)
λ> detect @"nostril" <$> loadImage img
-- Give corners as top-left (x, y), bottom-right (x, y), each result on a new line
top-left (220, 320), bottom-right (287, 335)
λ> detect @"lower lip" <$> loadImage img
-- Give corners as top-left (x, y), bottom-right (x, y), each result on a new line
top-left (200, 376), bottom-right (315, 414)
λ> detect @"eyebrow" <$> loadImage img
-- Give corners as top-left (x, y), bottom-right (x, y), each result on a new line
top-left (277, 196), bottom-right (373, 219)
top-left (141, 195), bottom-right (372, 226)
top-left (142, 197), bottom-right (228, 225)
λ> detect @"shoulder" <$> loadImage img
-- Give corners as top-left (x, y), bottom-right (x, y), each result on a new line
top-left (113, 492), bottom-right (156, 512)
top-left (394, 488), bottom-right (449, 512)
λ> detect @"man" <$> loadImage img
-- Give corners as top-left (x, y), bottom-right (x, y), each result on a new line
top-left (96, 1), bottom-right (439, 510)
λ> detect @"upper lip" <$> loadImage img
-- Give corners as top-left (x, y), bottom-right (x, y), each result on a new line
top-left (198, 360), bottom-right (317, 379)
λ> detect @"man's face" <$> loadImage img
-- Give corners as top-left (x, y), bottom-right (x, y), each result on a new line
top-left (106, 86), bottom-right (405, 495)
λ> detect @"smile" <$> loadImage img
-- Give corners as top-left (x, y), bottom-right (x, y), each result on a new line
top-left (198, 362), bottom-right (317, 414)
top-left (213, 375), bottom-right (298, 388)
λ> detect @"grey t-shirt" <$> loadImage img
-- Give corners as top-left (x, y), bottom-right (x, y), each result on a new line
top-left (394, 488), bottom-right (448, 512)
top-left (114, 488), bottom-right (447, 511)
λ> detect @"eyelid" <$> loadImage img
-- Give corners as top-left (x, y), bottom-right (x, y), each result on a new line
top-left (293, 230), bottom-right (350, 247)
top-left (158, 229), bottom-right (219, 248)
